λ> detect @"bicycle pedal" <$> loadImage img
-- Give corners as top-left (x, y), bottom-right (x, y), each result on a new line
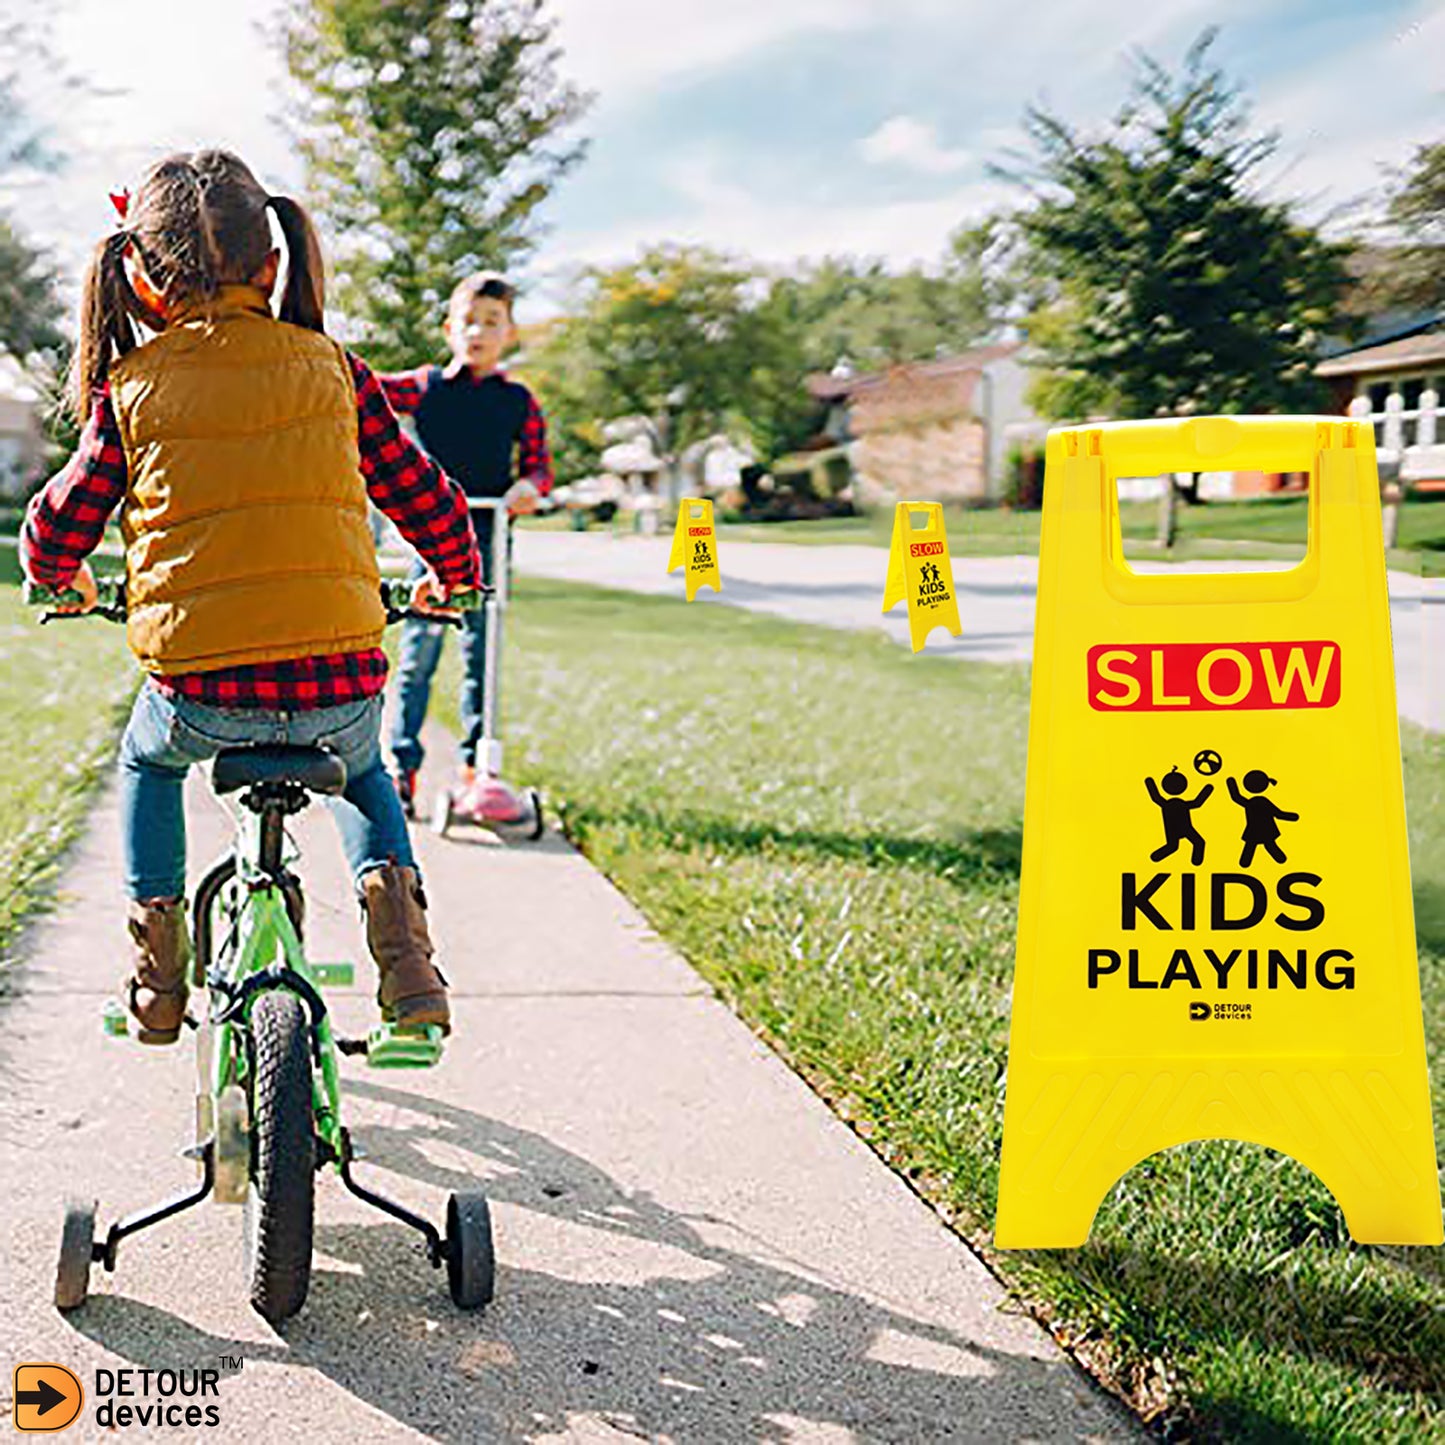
top-left (310, 961), bottom-right (356, 988)
top-left (365, 1024), bottom-right (445, 1069)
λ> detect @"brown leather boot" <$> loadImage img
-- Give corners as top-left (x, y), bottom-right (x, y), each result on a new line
top-left (124, 899), bottom-right (192, 1045)
top-left (360, 865), bottom-right (450, 1035)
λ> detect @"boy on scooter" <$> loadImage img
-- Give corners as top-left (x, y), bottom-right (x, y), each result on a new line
top-left (374, 273), bottom-right (552, 818)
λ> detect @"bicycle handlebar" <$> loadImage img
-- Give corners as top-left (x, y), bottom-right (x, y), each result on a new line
top-left (25, 578), bottom-right (488, 629)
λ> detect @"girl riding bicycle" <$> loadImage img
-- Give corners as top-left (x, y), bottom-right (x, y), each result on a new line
top-left (21, 150), bottom-right (482, 1044)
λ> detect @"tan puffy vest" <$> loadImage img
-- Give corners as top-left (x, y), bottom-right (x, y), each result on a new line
top-left (109, 285), bottom-right (384, 675)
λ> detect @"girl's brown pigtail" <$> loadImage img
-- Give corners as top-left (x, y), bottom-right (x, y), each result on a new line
top-left (266, 195), bottom-right (326, 333)
top-left (67, 231), bottom-right (140, 420)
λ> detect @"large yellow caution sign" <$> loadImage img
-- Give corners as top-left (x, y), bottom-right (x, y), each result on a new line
top-left (997, 416), bottom-right (1442, 1248)
top-left (668, 497), bottom-right (721, 601)
top-left (882, 501), bottom-right (962, 651)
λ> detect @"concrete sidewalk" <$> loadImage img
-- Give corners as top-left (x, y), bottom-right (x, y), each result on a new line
top-left (0, 744), bottom-right (1138, 1441)
top-left (513, 530), bottom-right (1444, 734)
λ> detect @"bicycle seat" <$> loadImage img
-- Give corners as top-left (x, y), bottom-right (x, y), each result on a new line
top-left (212, 745), bottom-right (347, 797)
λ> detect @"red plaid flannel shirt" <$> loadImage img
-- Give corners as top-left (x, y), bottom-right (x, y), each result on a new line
top-left (22, 353), bottom-right (482, 709)
top-left (378, 365), bottom-right (553, 493)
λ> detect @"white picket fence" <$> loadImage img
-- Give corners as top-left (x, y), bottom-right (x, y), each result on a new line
top-left (1347, 390), bottom-right (1445, 482)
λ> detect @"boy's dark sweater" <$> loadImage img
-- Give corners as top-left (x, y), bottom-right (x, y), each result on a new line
top-left (377, 365), bottom-right (552, 503)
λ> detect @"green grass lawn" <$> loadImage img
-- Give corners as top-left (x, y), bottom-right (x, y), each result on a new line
top-left (678, 494), bottom-right (1445, 574)
top-left (435, 577), bottom-right (1445, 1442)
top-left (0, 548), bottom-right (135, 987)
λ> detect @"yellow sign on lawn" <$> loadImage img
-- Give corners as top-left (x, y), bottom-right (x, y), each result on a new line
top-left (882, 502), bottom-right (962, 651)
top-left (668, 497), bottom-right (721, 601)
top-left (996, 416), bottom-right (1442, 1249)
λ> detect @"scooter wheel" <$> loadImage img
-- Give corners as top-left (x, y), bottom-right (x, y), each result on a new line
top-left (444, 1192), bottom-right (494, 1310)
top-left (431, 790), bottom-right (453, 838)
top-left (55, 1198), bottom-right (96, 1311)
top-left (526, 790), bottom-right (544, 842)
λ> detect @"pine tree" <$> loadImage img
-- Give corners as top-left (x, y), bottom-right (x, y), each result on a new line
top-left (1009, 30), bottom-right (1351, 423)
top-left (275, 0), bottom-right (589, 367)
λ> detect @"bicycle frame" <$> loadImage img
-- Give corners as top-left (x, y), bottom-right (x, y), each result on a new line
top-left (195, 807), bottom-right (345, 1163)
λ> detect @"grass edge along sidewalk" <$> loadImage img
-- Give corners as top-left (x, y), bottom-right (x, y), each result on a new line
top-left (0, 554), bottom-right (135, 998)
top-left (430, 575), bottom-right (1445, 1443)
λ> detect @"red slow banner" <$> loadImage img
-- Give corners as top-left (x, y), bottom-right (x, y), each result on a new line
top-left (1086, 640), bottom-right (1341, 712)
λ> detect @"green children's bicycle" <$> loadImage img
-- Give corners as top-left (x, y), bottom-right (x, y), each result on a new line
top-left (29, 577), bottom-right (495, 1324)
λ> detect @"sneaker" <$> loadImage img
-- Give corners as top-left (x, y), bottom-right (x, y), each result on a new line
top-left (393, 768), bottom-right (418, 820)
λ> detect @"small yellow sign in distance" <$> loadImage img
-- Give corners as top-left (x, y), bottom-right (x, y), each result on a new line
top-left (882, 501), bottom-right (962, 652)
top-left (996, 415), bottom-right (1442, 1249)
top-left (667, 497), bottom-right (721, 601)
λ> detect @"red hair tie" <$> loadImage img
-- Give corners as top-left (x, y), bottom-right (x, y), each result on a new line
top-left (109, 189), bottom-right (130, 223)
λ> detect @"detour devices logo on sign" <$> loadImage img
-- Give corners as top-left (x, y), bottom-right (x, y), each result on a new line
top-left (1088, 640), bottom-right (1340, 711)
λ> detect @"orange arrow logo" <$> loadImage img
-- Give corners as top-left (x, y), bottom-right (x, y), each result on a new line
top-left (12, 1363), bottom-right (83, 1432)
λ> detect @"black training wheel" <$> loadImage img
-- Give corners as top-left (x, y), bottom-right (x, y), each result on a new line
top-left (445, 1192), bottom-right (495, 1309)
top-left (243, 991), bottom-right (316, 1323)
top-left (55, 1198), bottom-right (96, 1311)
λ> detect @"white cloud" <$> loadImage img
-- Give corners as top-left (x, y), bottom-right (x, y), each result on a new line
top-left (859, 116), bottom-right (970, 175)
top-left (1250, 0), bottom-right (1445, 226)
top-left (545, 0), bottom-right (879, 95)
top-left (528, 154), bottom-right (1013, 310)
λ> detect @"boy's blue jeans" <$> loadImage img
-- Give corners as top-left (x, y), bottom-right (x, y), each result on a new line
top-left (119, 681), bottom-right (415, 901)
top-left (389, 515), bottom-right (511, 776)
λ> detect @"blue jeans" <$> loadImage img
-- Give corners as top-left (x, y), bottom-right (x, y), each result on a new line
top-left (119, 681), bottom-right (415, 901)
top-left (389, 515), bottom-right (511, 774)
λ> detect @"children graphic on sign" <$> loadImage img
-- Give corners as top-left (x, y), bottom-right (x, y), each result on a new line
top-left (1227, 770), bottom-right (1299, 866)
top-left (1145, 766), bottom-right (1213, 865)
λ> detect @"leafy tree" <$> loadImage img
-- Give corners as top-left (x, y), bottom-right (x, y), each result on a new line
top-left (276, 0), bottom-right (589, 368)
top-left (0, 218), bottom-right (64, 361)
top-left (1007, 30), bottom-right (1351, 425)
top-left (0, 5), bottom-right (74, 488)
top-left (1365, 139), bottom-right (1445, 312)
top-left (0, 8), bottom-right (65, 363)
top-left (534, 246), bottom-right (804, 472)
top-left (764, 227), bottom-right (1023, 377)
top-left (513, 315), bottom-right (603, 486)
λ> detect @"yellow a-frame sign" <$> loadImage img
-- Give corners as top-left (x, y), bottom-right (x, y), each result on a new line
top-left (882, 502), bottom-right (962, 652)
top-left (996, 416), bottom-right (1442, 1248)
top-left (668, 497), bottom-right (721, 601)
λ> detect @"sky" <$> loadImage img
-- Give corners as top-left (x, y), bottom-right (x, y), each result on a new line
top-left (5, 0), bottom-right (1443, 318)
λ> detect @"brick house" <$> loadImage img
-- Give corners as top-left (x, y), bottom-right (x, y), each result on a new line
top-left (806, 343), bottom-right (1035, 505)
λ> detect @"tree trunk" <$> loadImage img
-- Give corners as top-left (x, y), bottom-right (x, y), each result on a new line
top-left (1157, 473), bottom-right (1178, 550)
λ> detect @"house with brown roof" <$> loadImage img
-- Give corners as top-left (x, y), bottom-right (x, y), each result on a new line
top-left (806, 342), bottom-right (1036, 505)
top-left (1316, 312), bottom-right (1445, 485)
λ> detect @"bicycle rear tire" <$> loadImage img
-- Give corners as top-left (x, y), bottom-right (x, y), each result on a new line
top-left (243, 990), bottom-right (315, 1323)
